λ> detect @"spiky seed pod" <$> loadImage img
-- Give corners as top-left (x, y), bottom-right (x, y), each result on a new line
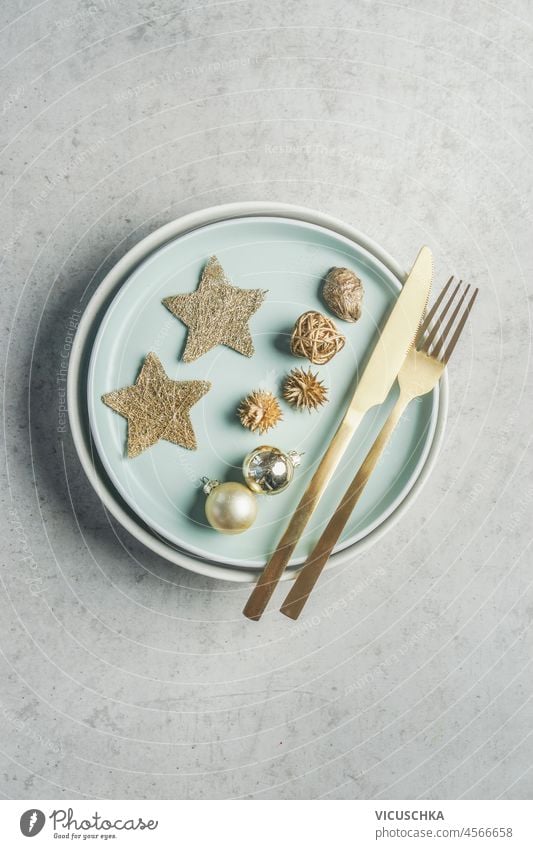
top-left (238, 390), bottom-right (283, 434)
top-left (283, 367), bottom-right (328, 412)
top-left (323, 267), bottom-right (364, 322)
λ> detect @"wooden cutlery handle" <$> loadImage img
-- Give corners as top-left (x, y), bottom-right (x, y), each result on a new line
top-left (280, 395), bottom-right (409, 620)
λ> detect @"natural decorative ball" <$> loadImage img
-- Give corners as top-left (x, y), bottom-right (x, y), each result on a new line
top-left (238, 390), bottom-right (283, 434)
top-left (202, 478), bottom-right (257, 534)
top-left (290, 310), bottom-right (345, 365)
top-left (243, 446), bottom-right (302, 495)
top-left (323, 266), bottom-right (364, 322)
top-left (282, 367), bottom-right (328, 412)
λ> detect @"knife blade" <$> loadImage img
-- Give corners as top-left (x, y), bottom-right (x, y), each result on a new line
top-left (243, 245), bottom-right (433, 620)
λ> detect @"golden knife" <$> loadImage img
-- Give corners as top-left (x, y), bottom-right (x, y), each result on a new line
top-left (243, 246), bottom-right (433, 621)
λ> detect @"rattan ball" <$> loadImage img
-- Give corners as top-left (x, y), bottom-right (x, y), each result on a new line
top-left (290, 310), bottom-right (345, 365)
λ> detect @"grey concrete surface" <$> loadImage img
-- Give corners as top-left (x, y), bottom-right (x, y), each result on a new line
top-left (1, 0), bottom-right (532, 800)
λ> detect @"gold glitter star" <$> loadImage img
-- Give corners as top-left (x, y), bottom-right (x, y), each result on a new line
top-left (162, 256), bottom-right (267, 362)
top-left (102, 352), bottom-right (211, 458)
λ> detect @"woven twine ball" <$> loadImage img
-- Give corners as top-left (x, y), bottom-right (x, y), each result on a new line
top-left (323, 267), bottom-right (364, 322)
top-left (290, 310), bottom-right (345, 365)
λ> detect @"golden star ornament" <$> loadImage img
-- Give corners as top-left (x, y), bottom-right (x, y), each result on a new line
top-left (102, 352), bottom-right (211, 458)
top-left (162, 256), bottom-right (267, 362)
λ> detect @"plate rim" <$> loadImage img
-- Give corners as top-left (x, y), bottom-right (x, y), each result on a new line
top-left (86, 214), bottom-right (441, 567)
top-left (68, 201), bottom-right (448, 582)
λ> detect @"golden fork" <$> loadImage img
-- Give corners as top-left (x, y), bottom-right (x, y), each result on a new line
top-left (280, 276), bottom-right (479, 620)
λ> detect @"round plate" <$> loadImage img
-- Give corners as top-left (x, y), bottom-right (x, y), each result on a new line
top-left (86, 213), bottom-right (443, 569)
top-left (68, 203), bottom-right (447, 581)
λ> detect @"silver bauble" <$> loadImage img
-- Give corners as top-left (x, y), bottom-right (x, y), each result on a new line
top-left (243, 446), bottom-right (302, 495)
top-left (202, 478), bottom-right (257, 534)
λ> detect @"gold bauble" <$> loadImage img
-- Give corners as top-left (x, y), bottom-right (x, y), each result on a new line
top-left (202, 479), bottom-right (257, 534)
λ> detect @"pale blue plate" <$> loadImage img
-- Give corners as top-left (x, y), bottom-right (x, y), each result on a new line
top-left (87, 216), bottom-right (440, 568)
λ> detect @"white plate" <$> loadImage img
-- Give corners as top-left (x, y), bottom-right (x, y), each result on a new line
top-left (68, 202), bottom-right (447, 582)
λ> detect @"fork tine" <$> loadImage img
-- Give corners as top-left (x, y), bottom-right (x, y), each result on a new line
top-left (415, 275), bottom-right (454, 346)
top-left (431, 283), bottom-right (471, 359)
top-left (420, 279), bottom-right (462, 352)
top-left (441, 288), bottom-right (479, 363)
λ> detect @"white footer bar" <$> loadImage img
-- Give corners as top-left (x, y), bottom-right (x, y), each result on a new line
top-left (1, 799), bottom-right (532, 848)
